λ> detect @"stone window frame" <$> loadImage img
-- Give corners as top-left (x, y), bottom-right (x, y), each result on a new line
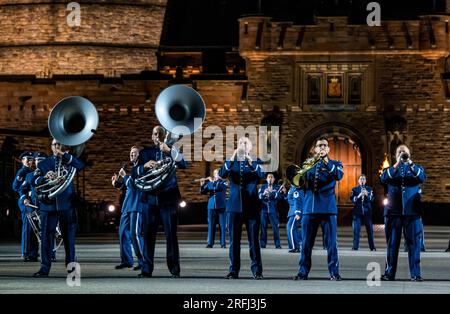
top-left (295, 61), bottom-right (373, 111)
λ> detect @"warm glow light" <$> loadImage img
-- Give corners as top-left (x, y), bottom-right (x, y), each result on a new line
top-left (383, 198), bottom-right (388, 206)
top-left (379, 154), bottom-right (390, 176)
top-left (108, 205), bottom-right (116, 213)
top-left (179, 201), bottom-right (187, 208)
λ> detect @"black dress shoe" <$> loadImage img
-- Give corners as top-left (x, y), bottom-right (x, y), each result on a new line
top-left (115, 264), bottom-right (132, 270)
top-left (260, 245), bottom-right (266, 249)
top-left (293, 274), bottom-right (308, 280)
top-left (138, 272), bottom-right (152, 278)
top-left (381, 274), bottom-right (395, 281)
top-left (133, 265), bottom-right (142, 271)
top-left (205, 245), bottom-right (213, 248)
top-left (252, 273), bottom-right (263, 280)
top-left (221, 245), bottom-right (226, 248)
top-left (370, 248), bottom-right (377, 251)
top-left (170, 273), bottom-right (181, 278)
top-left (351, 248), bottom-right (358, 251)
top-left (33, 271), bottom-right (48, 278)
top-left (445, 248), bottom-right (450, 252)
top-left (225, 272), bottom-right (238, 279)
top-left (275, 246), bottom-right (282, 249)
top-left (330, 274), bottom-right (342, 281)
top-left (411, 276), bottom-right (423, 282)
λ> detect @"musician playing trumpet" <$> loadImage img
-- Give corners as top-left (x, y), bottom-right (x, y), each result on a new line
top-left (380, 144), bottom-right (426, 281)
top-left (31, 138), bottom-right (85, 277)
top-left (200, 169), bottom-right (228, 249)
top-left (219, 136), bottom-right (264, 280)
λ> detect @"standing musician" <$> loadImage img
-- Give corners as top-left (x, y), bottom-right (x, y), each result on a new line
top-left (18, 152), bottom-right (49, 263)
top-left (219, 136), bottom-right (265, 280)
top-left (350, 174), bottom-right (376, 251)
top-left (294, 137), bottom-right (344, 281)
top-left (380, 144), bottom-right (426, 281)
top-left (258, 173), bottom-right (284, 249)
top-left (286, 185), bottom-right (304, 253)
top-left (12, 151), bottom-right (35, 261)
top-left (112, 146), bottom-right (144, 270)
top-left (31, 139), bottom-right (85, 277)
top-left (132, 126), bottom-right (187, 278)
top-left (200, 169), bottom-right (228, 249)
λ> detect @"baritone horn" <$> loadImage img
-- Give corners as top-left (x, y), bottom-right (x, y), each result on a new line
top-left (35, 96), bottom-right (98, 200)
top-left (286, 154), bottom-right (322, 188)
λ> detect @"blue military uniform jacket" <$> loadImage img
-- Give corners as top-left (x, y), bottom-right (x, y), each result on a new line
top-left (219, 159), bottom-right (264, 214)
top-left (115, 174), bottom-right (142, 213)
top-left (12, 166), bottom-right (34, 212)
top-left (302, 159), bottom-right (344, 215)
top-left (201, 180), bottom-right (228, 210)
top-left (258, 183), bottom-right (283, 214)
top-left (380, 163), bottom-right (426, 216)
top-left (18, 171), bottom-right (40, 213)
top-left (350, 185), bottom-right (374, 216)
top-left (32, 153), bottom-right (85, 212)
top-left (287, 186), bottom-right (304, 218)
top-left (131, 145), bottom-right (187, 206)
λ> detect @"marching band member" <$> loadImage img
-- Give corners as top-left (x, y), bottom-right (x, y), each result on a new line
top-left (18, 152), bottom-right (49, 263)
top-left (132, 126), bottom-right (187, 278)
top-left (294, 137), bottom-right (343, 281)
top-left (350, 174), bottom-right (376, 251)
top-left (286, 185), bottom-right (304, 253)
top-left (112, 146), bottom-right (144, 270)
top-left (31, 139), bottom-right (85, 277)
top-left (258, 173), bottom-right (284, 249)
top-left (200, 169), bottom-right (228, 249)
top-left (12, 151), bottom-right (35, 261)
top-left (380, 144), bottom-right (426, 281)
top-left (219, 136), bottom-right (264, 280)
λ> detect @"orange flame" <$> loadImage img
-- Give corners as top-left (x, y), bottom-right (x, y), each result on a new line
top-left (378, 154), bottom-right (390, 176)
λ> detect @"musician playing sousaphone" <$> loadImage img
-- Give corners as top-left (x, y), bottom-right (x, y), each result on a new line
top-left (131, 126), bottom-right (187, 278)
top-left (31, 138), bottom-right (85, 277)
top-left (199, 168), bottom-right (228, 249)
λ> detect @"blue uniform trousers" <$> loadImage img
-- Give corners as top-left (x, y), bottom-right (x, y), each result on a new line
top-left (286, 216), bottom-right (302, 250)
top-left (384, 215), bottom-right (422, 278)
top-left (20, 210), bottom-right (39, 259)
top-left (260, 212), bottom-right (281, 248)
top-left (141, 204), bottom-right (180, 276)
top-left (228, 212), bottom-right (263, 277)
top-left (207, 208), bottom-right (226, 247)
top-left (299, 214), bottom-right (339, 277)
top-left (39, 209), bottom-right (77, 274)
top-left (352, 215), bottom-right (376, 250)
top-left (119, 211), bottom-right (144, 267)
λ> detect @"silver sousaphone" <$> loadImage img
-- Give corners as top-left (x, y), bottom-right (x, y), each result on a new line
top-left (135, 85), bottom-right (206, 191)
top-left (35, 96), bottom-right (98, 200)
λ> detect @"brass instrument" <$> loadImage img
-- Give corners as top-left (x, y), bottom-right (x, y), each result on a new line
top-left (25, 204), bottom-right (64, 251)
top-left (35, 96), bottom-right (98, 200)
top-left (286, 154), bottom-right (322, 188)
top-left (135, 85), bottom-right (206, 192)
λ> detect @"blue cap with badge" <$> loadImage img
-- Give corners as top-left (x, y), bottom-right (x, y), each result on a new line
top-left (34, 152), bottom-right (48, 161)
top-left (19, 151), bottom-right (34, 159)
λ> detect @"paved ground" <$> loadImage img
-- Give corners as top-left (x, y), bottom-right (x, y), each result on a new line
top-left (1, 226), bottom-right (450, 294)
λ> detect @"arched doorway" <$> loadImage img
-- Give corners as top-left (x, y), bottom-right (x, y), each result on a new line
top-left (297, 124), bottom-right (370, 224)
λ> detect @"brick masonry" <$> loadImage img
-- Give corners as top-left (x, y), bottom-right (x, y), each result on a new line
top-left (0, 4), bottom-right (449, 221)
